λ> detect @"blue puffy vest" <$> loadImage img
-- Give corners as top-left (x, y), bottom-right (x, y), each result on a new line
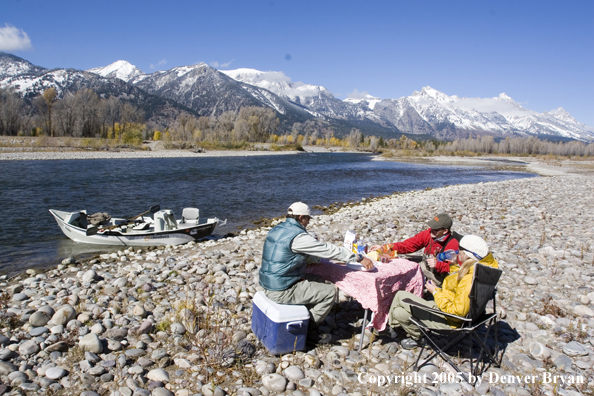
top-left (259, 218), bottom-right (307, 291)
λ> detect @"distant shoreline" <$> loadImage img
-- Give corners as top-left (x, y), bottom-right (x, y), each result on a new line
top-left (1, 145), bottom-right (593, 176)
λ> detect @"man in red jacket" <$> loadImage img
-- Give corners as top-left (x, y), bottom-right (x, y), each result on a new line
top-left (373, 213), bottom-right (461, 286)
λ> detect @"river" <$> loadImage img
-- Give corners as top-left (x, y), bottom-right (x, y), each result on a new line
top-left (0, 153), bottom-right (536, 275)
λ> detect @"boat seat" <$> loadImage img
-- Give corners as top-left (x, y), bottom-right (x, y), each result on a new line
top-left (132, 223), bottom-right (151, 230)
top-left (72, 212), bottom-right (89, 229)
top-left (181, 208), bottom-right (200, 223)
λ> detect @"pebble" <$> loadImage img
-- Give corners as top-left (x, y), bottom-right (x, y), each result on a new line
top-left (45, 366), bottom-right (68, 379)
top-left (0, 173), bottom-right (593, 395)
top-left (79, 333), bottom-right (103, 354)
top-left (262, 374), bottom-right (287, 392)
top-left (147, 368), bottom-right (170, 382)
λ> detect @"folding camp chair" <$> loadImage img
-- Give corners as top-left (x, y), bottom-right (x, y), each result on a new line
top-left (402, 263), bottom-right (503, 385)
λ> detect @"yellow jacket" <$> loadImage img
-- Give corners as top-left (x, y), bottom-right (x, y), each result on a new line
top-left (433, 253), bottom-right (499, 327)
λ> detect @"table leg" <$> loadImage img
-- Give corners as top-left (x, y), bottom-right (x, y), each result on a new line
top-left (358, 309), bottom-right (369, 352)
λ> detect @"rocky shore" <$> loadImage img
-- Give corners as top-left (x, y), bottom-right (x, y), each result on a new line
top-left (1, 173), bottom-right (594, 396)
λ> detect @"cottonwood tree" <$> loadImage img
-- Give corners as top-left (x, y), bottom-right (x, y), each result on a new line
top-left (54, 93), bottom-right (78, 137)
top-left (170, 113), bottom-right (198, 141)
top-left (0, 87), bottom-right (28, 136)
top-left (213, 111), bottom-right (236, 142)
top-left (43, 88), bottom-right (57, 137)
top-left (74, 89), bottom-right (101, 137)
top-left (237, 106), bottom-right (279, 142)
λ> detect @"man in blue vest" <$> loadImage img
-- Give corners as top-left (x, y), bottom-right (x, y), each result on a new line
top-left (260, 202), bottom-right (373, 342)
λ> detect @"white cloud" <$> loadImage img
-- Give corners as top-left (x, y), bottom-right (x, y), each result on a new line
top-left (0, 24), bottom-right (32, 51)
top-left (210, 59), bottom-right (235, 68)
top-left (454, 98), bottom-right (534, 117)
top-left (347, 89), bottom-right (371, 99)
top-left (150, 58), bottom-right (167, 69)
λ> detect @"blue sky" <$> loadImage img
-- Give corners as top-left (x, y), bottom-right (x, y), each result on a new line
top-left (2, 0), bottom-right (593, 125)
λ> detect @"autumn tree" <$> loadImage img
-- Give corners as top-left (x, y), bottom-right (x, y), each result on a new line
top-left (0, 87), bottom-right (28, 136)
top-left (43, 88), bottom-right (57, 137)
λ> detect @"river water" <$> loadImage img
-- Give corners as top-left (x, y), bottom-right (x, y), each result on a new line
top-left (0, 153), bottom-right (536, 275)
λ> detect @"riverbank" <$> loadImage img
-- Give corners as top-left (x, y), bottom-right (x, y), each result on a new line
top-left (1, 174), bottom-right (593, 395)
top-left (2, 143), bottom-right (593, 177)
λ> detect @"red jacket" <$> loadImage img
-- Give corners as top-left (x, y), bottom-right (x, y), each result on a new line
top-left (387, 228), bottom-right (460, 273)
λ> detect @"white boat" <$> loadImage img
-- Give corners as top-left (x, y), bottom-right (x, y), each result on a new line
top-left (49, 206), bottom-right (226, 247)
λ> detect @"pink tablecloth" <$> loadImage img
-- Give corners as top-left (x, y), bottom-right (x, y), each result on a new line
top-left (307, 258), bottom-right (424, 331)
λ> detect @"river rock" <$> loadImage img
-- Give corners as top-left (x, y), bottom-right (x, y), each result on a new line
top-left (79, 333), bottom-right (103, 354)
top-left (82, 269), bottom-right (99, 283)
top-left (563, 341), bottom-right (589, 356)
top-left (0, 361), bottom-right (18, 375)
top-left (18, 339), bottom-right (40, 355)
top-left (255, 360), bottom-right (276, 375)
top-left (170, 322), bottom-right (186, 335)
top-left (45, 366), bottom-right (68, 380)
top-left (51, 305), bottom-right (77, 326)
top-left (573, 305), bottom-right (594, 317)
top-left (29, 311), bottom-right (51, 327)
top-left (147, 368), bottom-right (169, 382)
top-left (262, 373), bottom-right (287, 392)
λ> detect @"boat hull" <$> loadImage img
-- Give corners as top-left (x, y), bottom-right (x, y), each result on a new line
top-left (50, 209), bottom-right (220, 247)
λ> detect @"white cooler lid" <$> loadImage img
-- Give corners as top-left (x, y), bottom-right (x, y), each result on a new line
top-left (253, 291), bottom-right (310, 322)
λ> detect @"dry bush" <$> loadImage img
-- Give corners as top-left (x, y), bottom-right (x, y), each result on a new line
top-left (537, 296), bottom-right (566, 318)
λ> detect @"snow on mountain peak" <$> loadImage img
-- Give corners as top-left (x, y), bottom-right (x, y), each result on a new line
top-left (344, 89), bottom-right (381, 109)
top-left (222, 68), bottom-right (291, 84)
top-left (545, 107), bottom-right (577, 123)
top-left (87, 60), bottom-right (144, 82)
top-left (495, 93), bottom-right (514, 102)
top-left (411, 86), bottom-right (453, 103)
top-left (221, 68), bottom-right (331, 100)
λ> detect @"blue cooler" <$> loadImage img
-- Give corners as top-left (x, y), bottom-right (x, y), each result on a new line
top-left (251, 291), bottom-right (310, 355)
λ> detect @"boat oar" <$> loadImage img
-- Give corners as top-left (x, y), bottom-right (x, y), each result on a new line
top-left (86, 204), bottom-right (160, 236)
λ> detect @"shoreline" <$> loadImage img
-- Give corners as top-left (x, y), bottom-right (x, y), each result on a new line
top-left (0, 173), bottom-right (593, 395)
top-left (2, 145), bottom-right (594, 177)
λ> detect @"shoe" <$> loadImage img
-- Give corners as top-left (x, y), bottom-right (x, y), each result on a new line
top-left (387, 327), bottom-right (398, 339)
top-left (400, 338), bottom-right (419, 350)
top-left (307, 332), bottom-right (332, 347)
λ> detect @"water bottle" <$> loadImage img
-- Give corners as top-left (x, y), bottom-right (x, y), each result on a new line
top-left (437, 249), bottom-right (458, 262)
top-left (356, 238), bottom-right (367, 255)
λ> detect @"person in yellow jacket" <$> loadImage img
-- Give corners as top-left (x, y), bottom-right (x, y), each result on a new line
top-left (387, 235), bottom-right (499, 349)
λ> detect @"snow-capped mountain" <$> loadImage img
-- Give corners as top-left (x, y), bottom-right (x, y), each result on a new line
top-left (131, 63), bottom-right (314, 123)
top-left (0, 52), bottom-right (199, 127)
top-left (0, 52), bottom-right (45, 80)
top-left (221, 68), bottom-right (331, 104)
top-left (87, 60), bottom-right (145, 83)
top-left (372, 86), bottom-right (594, 140)
top-left (344, 93), bottom-right (382, 110)
top-left (221, 68), bottom-right (377, 122)
top-left (2, 52), bottom-right (593, 141)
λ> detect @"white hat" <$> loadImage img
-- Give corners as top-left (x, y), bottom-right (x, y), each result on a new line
top-left (459, 235), bottom-right (489, 260)
top-left (288, 202), bottom-right (311, 216)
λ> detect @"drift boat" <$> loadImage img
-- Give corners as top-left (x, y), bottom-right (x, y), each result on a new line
top-left (49, 206), bottom-right (225, 247)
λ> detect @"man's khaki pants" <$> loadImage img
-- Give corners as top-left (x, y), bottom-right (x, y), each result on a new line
top-left (388, 290), bottom-right (452, 339)
top-left (264, 274), bottom-right (336, 325)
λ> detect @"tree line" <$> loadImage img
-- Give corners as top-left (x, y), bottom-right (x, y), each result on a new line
top-left (0, 87), bottom-right (145, 139)
top-left (439, 135), bottom-right (594, 157)
top-left (1, 86), bottom-right (593, 157)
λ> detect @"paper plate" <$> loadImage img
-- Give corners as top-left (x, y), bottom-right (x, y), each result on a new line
top-left (346, 262), bottom-right (374, 271)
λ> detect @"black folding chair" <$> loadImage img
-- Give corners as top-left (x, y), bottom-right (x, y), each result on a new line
top-left (402, 263), bottom-right (503, 384)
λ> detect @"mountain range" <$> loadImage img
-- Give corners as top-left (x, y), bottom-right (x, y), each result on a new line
top-left (2, 52), bottom-right (593, 142)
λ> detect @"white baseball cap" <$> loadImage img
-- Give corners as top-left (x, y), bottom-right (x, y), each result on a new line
top-left (459, 235), bottom-right (489, 260)
top-left (288, 202), bottom-right (311, 216)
